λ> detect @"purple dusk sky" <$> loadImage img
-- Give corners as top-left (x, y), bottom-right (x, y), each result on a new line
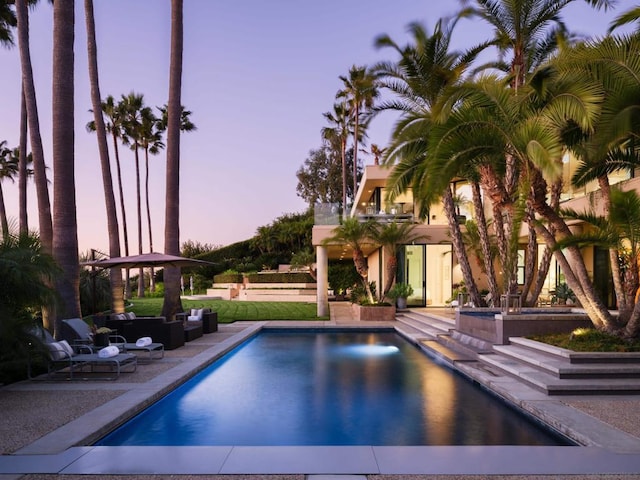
top-left (0, 0), bottom-right (626, 255)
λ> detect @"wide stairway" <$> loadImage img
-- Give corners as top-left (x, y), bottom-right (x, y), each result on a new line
top-left (396, 309), bottom-right (640, 395)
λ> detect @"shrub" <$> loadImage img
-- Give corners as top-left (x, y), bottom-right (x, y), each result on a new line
top-left (214, 272), bottom-right (243, 283)
top-left (246, 272), bottom-right (314, 283)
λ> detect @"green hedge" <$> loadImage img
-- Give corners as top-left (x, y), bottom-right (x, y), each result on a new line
top-left (246, 272), bottom-right (315, 283)
top-left (213, 273), bottom-right (243, 283)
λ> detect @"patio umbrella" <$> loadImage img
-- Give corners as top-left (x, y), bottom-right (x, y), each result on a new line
top-left (82, 252), bottom-right (215, 269)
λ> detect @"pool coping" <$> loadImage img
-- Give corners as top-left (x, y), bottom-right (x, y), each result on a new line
top-left (2, 320), bottom-right (640, 476)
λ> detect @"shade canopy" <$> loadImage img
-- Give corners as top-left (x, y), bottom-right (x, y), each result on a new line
top-left (82, 252), bottom-right (214, 269)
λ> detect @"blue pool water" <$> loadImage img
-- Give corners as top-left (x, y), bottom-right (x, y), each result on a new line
top-left (97, 330), bottom-right (570, 446)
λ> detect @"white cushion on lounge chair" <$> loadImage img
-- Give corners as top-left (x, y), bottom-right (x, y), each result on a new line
top-left (188, 308), bottom-right (204, 322)
top-left (136, 337), bottom-right (152, 347)
top-left (98, 345), bottom-right (120, 358)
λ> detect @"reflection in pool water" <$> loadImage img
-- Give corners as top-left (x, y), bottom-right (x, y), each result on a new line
top-left (97, 330), bottom-right (571, 447)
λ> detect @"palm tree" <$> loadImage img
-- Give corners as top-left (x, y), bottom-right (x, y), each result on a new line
top-left (52, 0), bottom-right (81, 326)
top-left (0, 0), bottom-right (16, 45)
top-left (87, 94), bottom-right (132, 298)
top-left (161, 0), bottom-right (184, 320)
top-left (139, 106), bottom-right (164, 293)
top-left (157, 103), bottom-right (197, 133)
top-left (337, 65), bottom-right (379, 195)
top-left (16, 0), bottom-right (52, 256)
top-left (608, 5), bottom-right (640, 33)
top-left (456, 0), bottom-right (614, 298)
top-left (363, 143), bottom-right (386, 166)
top-left (0, 229), bottom-right (59, 377)
top-left (322, 102), bottom-right (352, 215)
top-left (120, 92), bottom-right (146, 298)
top-left (560, 187), bottom-right (640, 336)
top-left (0, 141), bottom-right (18, 238)
top-left (323, 217), bottom-right (377, 304)
top-left (84, 0), bottom-right (124, 314)
top-left (372, 19), bottom-right (486, 306)
top-left (368, 221), bottom-right (428, 299)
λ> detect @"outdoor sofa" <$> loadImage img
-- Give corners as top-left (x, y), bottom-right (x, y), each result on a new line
top-left (106, 312), bottom-right (185, 350)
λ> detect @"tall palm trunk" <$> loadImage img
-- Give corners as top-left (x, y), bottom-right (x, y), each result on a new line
top-left (597, 175), bottom-right (628, 317)
top-left (443, 186), bottom-right (481, 306)
top-left (530, 171), bottom-right (614, 330)
top-left (133, 142), bottom-right (144, 297)
top-left (470, 180), bottom-right (499, 305)
top-left (352, 103), bottom-right (359, 196)
top-left (161, 0), bottom-right (184, 319)
top-left (144, 146), bottom-right (155, 292)
top-left (16, 0), bottom-right (54, 332)
top-left (18, 88), bottom-right (28, 234)
top-left (52, 0), bottom-right (81, 325)
top-left (111, 129), bottom-right (131, 299)
top-left (341, 136), bottom-right (347, 216)
top-left (0, 182), bottom-right (7, 237)
top-left (16, 0), bottom-right (52, 253)
top-left (530, 178), bottom-right (562, 304)
top-left (84, 0), bottom-right (124, 313)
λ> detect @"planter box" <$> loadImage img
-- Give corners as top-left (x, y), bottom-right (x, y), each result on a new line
top-left (352, 303), bottom-right (396, 322)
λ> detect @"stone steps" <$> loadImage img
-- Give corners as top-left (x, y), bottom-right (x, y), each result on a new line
top-left (480, 352), bottom-right (640, 395)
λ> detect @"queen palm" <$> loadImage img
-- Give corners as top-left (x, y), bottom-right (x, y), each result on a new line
top-left (161, 0), bottom-right (184, 320)
top-left (560, 188), bottom-right (640, 336)
top-left (120, 92), bottom-right (147, 297)
top-left (553, 34), bottom-right (640, 321)
top-left (337, 65), bottom-right (379, 195)
top-left (457, 0), bottom-right (614, 299)
top-left (372, 19), bottom-right (487, 306)
top-left (322, 102), bottom-right (352, 216)
top-left (84, 0), bottom-right (124, 313)
top-left (369, 221), bottom-right (427, 299)
top-left (323, 217), bottom-right (377, 304)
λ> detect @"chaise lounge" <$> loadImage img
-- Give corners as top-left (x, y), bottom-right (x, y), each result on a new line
top-left (29, 327), bottom-right (137, 381)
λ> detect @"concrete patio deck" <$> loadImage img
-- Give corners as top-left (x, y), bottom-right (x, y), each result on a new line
top-left (1, 304), bottom-right (640, 478)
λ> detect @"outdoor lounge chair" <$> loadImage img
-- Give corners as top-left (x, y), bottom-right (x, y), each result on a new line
top-left (61, 317), bottom-right (126, 352)
top-left (123, 337), bottom-right (164, 362)
top-left (64, 316), bottom-right (164, 361)
top-left (29, 327), bottom-right (137, 380)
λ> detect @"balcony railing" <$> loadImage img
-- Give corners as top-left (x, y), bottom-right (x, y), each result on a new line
top-left (313, 203), bottom-right (416, 226)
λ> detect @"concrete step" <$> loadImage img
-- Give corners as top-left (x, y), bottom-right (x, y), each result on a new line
top-left (480, 353), bottom-right (640, 395)
top-left (493, 344), bottom-right (640, 379)
top-left (509, 337), bottom-right (640, 364)
top-left (435, 334), bottom-right (483, 360)
top-left (418, 339), bottom-right (476, 367)
top-left (449, 330), bottom-right (494, 353)
top-left (396, 311), bottom-right (454, 336)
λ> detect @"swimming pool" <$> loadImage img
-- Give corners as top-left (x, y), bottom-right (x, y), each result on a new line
top-left (97, 329), bottom-right (570, 446)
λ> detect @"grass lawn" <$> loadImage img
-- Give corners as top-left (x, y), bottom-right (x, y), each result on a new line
top-left (529, 328), bottom-right (640, 352)
top-left (127, 297), bottom-right (326, 323)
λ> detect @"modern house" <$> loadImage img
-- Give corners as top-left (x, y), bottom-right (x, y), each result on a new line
top-left (312, 156), bottom-right (635, 316)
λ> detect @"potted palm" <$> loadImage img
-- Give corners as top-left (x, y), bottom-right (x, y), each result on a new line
top-left (387, 282), bottom-right (414, 309)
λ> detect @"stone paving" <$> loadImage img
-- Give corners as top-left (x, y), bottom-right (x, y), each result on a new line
top-left (1, 305), bottom-right (640, 478)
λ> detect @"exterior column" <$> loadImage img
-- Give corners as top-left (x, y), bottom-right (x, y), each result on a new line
top-left (316, 245), bottom-right (329, 317)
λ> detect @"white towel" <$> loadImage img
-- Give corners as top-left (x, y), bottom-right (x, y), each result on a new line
top-left (98, 345), bottom-right (119, 358)
top-left (136, 337), bottom-right (152, 347)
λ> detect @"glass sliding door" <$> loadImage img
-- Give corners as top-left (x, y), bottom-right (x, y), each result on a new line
top-left (425, 244), bottom-right (452, 306)
top-left (399, 243), bottom-right (453, 307)
top-left (404, 245), bottom-right (425, 306)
